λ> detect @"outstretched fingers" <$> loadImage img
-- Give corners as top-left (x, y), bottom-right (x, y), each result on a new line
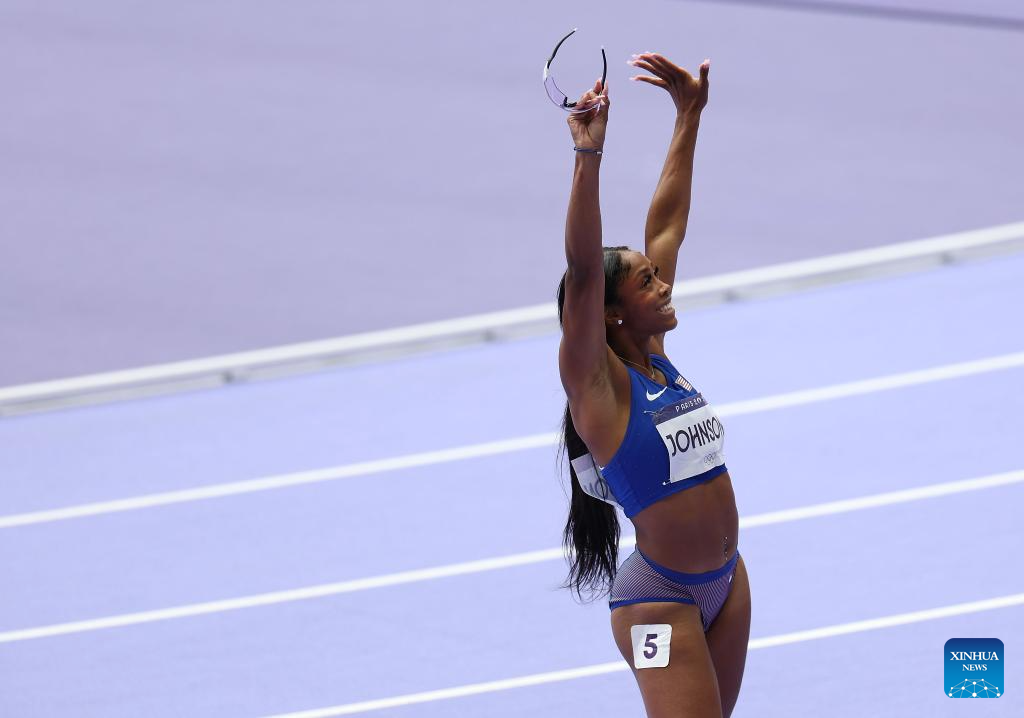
top-left (627, 50), bottom-right (710, 112)
top-left (627, 55), bottom-right (667, 87)
top-left (628, 54), bottom-right (660, 73)
top-left (632, 52), bottom-right (708, 82)
top-left (635, 52), bottom-right (678, 74)
top-left (631, 74), bottom-right (667, 88)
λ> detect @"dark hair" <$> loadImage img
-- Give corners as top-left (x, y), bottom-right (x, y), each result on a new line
top-left (556, 246), bottom-right (630, 600)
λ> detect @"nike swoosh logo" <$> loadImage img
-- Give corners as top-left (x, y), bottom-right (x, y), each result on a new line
top-left (646, 387), bottom-right (667, 401)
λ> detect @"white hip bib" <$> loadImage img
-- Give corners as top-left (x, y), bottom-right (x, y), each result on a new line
top-left (570, 453), bottom-right (623, 510)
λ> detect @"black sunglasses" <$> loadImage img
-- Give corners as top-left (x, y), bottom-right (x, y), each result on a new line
top-left (543, 28), bottom-right (607, 113)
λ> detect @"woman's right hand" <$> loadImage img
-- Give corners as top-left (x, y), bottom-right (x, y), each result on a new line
top-left (566, 79), bottom-right (609, 151)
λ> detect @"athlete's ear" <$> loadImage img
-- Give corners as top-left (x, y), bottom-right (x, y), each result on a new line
top-left (604, 308), bottom-right (623, 327)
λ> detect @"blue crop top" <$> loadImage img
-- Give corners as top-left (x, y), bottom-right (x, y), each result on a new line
top-left (570, 354), bottom-right (728, 518)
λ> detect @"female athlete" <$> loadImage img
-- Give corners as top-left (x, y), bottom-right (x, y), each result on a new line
top-left (556, 52), bottom-right (751, 717)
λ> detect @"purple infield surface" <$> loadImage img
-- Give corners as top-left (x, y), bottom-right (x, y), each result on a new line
top-left (0, 253), bottom-right (1021, 716)
top-left (1, 0), bottom-right (1022, 385)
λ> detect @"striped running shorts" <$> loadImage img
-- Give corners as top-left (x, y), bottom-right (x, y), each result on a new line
top-left (609, 547), bottom-right (740, 633)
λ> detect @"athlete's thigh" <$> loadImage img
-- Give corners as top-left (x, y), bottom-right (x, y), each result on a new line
top-left (705, 555), bottom-right (751, 718)
top-left (610, 602), bottom-right (723, 718)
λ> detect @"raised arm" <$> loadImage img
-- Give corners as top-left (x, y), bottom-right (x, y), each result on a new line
top-left (629, 54), bottom-right (710, 290)
top-left (558, 80), bottom-right (614, 400)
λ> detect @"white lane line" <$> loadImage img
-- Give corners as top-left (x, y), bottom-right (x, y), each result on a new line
top-left (0, 434), bottom-right (558, 530)
top-left (741, 470), bottom-right (1024, 528)
top-left (1, 469), bottom-right (1020, 645)
top-left (0, 546), bottom-right (567, 645)
top-left (720, 351), bottom-right (1024, 415)
top-left (746, 593), bottom-right (1024, 649)
top-left (4, 220), bottom-right (1021, 418)
top-left (260, 592), bottom-right (1024, 717)
top-left (3, 351), bottom-right (1023, 530)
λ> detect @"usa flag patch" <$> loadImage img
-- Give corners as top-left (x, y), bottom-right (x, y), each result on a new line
top-left (675, 375), bottom-right (693, 392)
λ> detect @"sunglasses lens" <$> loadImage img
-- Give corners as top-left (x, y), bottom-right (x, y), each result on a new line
top-left (545, 74), bottom-right (599, 114)
top-left (544, 74), bottom-right (568, 107)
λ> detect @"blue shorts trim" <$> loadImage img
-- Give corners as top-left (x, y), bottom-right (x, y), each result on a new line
top-left (608, 597), bottom-right (697, 610)
top-left (638, 547), bottom-right (739, 585)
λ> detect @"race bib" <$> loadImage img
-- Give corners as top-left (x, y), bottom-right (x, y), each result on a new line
top-left (650, 393), bottom-right (726, 485)
top-left (571, 453), bottom-right (623, 510)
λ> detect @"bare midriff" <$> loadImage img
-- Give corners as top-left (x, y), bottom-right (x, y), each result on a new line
top-left (630, 469), bottom-right (739, 574)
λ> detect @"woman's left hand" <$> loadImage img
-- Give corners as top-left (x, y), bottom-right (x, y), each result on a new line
top-left (628, 52), bottom-right (710, 116)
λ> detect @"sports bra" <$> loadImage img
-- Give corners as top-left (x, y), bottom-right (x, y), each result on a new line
top-left (570, 353), bottom-right (727, 518)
